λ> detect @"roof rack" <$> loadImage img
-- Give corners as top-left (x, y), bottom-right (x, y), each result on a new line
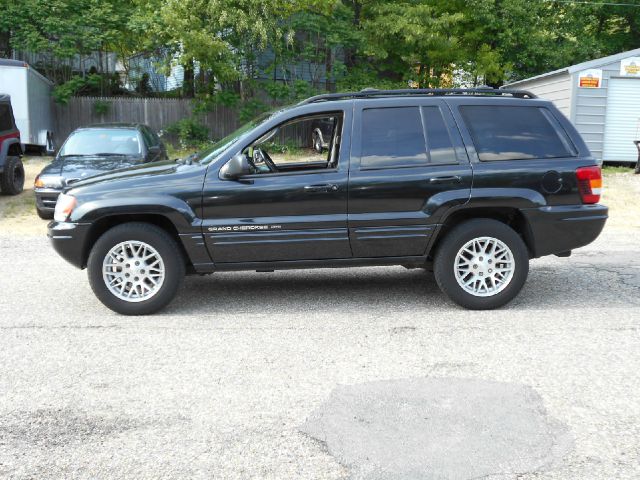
top-left (298, 87), bottom-right (537, 105)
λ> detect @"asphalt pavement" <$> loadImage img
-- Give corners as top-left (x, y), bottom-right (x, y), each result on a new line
top-left (0, 229), bottom-right (639, 479)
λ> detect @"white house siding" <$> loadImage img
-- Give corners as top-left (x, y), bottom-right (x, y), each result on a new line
top-left (508, 72), bottom-right (572, 119)
top-left (570, 60), bottom-right (623, 162)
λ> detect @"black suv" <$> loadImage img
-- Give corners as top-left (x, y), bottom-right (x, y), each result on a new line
top-left (48, 88), bottom-right (607, 315)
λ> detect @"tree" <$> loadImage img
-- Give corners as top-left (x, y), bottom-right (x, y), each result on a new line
top-left (0, 0), bottom-right (140, 93)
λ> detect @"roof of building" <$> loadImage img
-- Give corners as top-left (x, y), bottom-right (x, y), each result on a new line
top-left (0, 58), bottom-right (54, 85)
top-left (505, 48), bottom-right (640, 87)
top-left (0, 59), bottom-right (29, 68)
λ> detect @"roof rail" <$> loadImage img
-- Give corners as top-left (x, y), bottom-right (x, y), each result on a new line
top-left (298, 87), bottom-right (537, 105)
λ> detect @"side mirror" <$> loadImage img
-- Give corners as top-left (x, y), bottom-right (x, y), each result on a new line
top-left (148, 145), bottom-right (160, 154)
top-left (219, 152), bottom-right (251, 180)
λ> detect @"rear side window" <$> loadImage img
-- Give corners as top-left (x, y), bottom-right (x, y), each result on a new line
top-left (361, 107), bottom-right (428, 169)
top-left (460, 105), bottom-right (576, 161)
top-left (422, 106), bottom-right (457, 164)
top-left (0, 104), bottom-right (13, 132)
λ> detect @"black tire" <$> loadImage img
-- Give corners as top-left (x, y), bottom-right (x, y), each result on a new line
top-left (433, 219), bottom-right (529, 310)
top-left (0, 156), bottom-right (25, 195)
top-left (36, 207), bottom-right (54, 220)
top-left (87, 222), bottom-right (186, 315)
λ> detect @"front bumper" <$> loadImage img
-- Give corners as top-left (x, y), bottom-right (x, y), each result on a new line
top-left (521, 204), bottom-right (608, 258)
top-left (35, 187), bottom-right (62, 212)
top-left (48, 221), bottom-right (92, 269)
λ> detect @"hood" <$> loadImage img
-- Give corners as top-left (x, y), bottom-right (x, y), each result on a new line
top-left (42, 154), bottom-right (145, 183)
top-left (67, 159), bottom-right (188, 191)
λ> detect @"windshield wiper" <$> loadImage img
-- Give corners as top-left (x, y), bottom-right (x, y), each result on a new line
top-left (60, 153), bottom-right (128, 158)
top-left (91, 153), bottom-right (129, 156)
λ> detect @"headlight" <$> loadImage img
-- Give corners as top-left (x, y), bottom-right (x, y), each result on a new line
top-left (34, 175), bottom-right (64, 189)
top-left (54, 193), bottom-right (77, 222)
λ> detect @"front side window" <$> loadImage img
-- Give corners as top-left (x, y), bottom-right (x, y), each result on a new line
top-left (360, 107), bottom-right (428, 169)
top-left (59, 129), bottom-right (142, 157)
top-left (241, 113), bottom-right (343, 175)
top-left (460, 105), bottom-right (576, 161)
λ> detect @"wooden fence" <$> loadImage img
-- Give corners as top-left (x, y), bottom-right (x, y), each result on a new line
top-left (52, 96), bottom-right (240, 147)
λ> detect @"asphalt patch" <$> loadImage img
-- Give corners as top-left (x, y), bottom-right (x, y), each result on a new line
top-left (301, 377), bottom-right (572, 480)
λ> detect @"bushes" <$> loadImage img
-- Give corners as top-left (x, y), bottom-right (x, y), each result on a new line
top-left (165, 118), bottom-right (210, 149)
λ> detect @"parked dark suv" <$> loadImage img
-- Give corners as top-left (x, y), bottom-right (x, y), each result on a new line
top-left (35, 123), bottom-right (167, 219)
top-left (48, 88), bottom-right (607, 315)
top-left (0, 94), bottom-right (25, 195)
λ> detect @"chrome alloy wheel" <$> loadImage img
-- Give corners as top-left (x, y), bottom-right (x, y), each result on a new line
top-left (102, 241), bottom-right (165, 302)
top-left (454, 236), bottom-right (515, 297)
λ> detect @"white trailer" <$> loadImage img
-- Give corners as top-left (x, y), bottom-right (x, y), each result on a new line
top-left (0, 59), bottom-right (54, 151)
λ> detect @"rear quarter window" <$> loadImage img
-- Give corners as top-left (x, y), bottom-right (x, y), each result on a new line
top-left (460, 105), bottom-right (576, 161)
top-left (0, 104), bottom-right (14, 132)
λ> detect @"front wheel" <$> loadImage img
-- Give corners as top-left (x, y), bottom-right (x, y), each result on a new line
top-left (87, 222), bottom-right (185, 315)
top-left (0, 156), bottom-right (25, 195)
top-left (434, 219), bottom-right (529, 310)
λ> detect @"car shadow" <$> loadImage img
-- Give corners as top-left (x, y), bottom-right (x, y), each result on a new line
top-left (163, 256), bottom-right (640, 316)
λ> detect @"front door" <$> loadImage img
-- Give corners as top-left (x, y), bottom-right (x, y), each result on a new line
top-left (348, 98), bottom-right (472, 258)
top-left (202, 110), bottom-right (352, 264)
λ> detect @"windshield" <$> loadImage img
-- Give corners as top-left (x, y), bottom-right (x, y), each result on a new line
top-left (59, 129), bottom-right (142, 157)
top-left (193, 111), bottom-right (277, 164)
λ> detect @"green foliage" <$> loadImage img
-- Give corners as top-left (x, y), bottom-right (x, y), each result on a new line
top-left (264, 82), bottom-right (291, 102)
top-left (53, 74), bottom-right (103, 104)
top-left (262, 140), bottom-right (301, 155)
top-left (262, 80), bottom-right (318, 103)
top-left (93, 100), bottom-right (111, 115)
top-left (166, 118), bottom-right (210, 148)
top-left (192, 90), bottom-right (241, 114)
top-left (239, 99), bottom-right (269, 123)
top-left (337, 66), bottom-right (406, 92)
top-left (3, 0), bottom-right (640, 103)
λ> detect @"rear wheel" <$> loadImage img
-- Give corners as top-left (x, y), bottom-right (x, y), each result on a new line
top-left (0, 156), bottom-right (25, 195)
top-left (87, 222), bottom-right (185, 315)
top-left (434, 219), bottom-right (529, 310)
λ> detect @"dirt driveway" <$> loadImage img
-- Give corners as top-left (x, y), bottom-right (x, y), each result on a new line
top-left (0, 156), bottom-right (51, 235)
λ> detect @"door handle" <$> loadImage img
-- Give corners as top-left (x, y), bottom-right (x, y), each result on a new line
top-left (304, 184), bottom-right (339, 192)
top-left (429, 175), bottom-right (462, 184)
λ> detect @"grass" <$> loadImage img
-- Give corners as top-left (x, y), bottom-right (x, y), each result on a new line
top-left (166, 144), bottom-right (199, 160)
top-left (602, 164), bottom-right (635, 175)
top-left (1, 191), bottom-right (36, 217)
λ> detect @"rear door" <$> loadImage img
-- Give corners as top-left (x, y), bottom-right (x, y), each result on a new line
top-left (348, 98), bottom-right (472, 258)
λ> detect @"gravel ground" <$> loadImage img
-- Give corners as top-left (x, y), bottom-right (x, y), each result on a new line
top-left (0, 224), bottom-right (639, 479)
top-left (0, 169), bottom-right (639, 479)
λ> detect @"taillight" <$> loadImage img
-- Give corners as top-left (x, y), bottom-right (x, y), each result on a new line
top-left (576, 166), bottom-right (602, 204)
